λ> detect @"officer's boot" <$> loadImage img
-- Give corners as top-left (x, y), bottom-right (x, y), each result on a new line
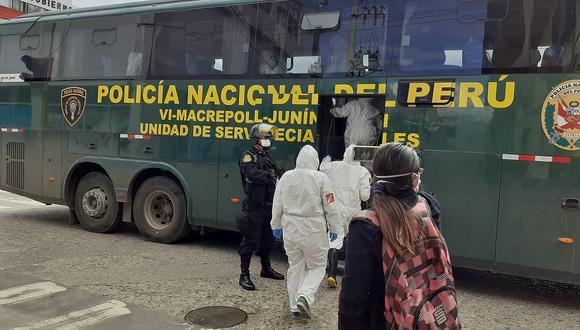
top-left (326, 248), bottom-right (339, 288)
top-left (260, 259), bottom-right (285, 280)
top-left (239, 266), bottom-right (256, 291)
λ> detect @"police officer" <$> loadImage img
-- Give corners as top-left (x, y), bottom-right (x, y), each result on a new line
top-left (238, 123), bottom-right (285, 291)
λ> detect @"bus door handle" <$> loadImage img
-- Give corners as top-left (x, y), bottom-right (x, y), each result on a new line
top-left (88, 143), bottom-right (96, 150)
top-left (561, 198), bottom-right (580, 210)
top-left (222, 173), bottom-right (229, 178)
top-left (143, 146), bottom-right (153, 154)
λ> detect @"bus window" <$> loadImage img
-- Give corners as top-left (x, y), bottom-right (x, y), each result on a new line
top-left (61, 14), bottom-right (152, 80)
top-left (256, 1), bottom-right (322, 76)
top-left (0, 23), bottom-right (54, 81)
top-left (389, 0), bottom-right (489, 75)
top-left (531, 0), bottom-right (577, 72)
top-left (319, 0), bottom-right (387, 78)
top-left (150, 5), bottom-right (255, 79)
top-left (387, 0), bottom-right (578, 75)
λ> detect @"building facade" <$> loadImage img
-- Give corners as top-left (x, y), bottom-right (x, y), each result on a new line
top-left (0, 0), bottom-right (72, 20)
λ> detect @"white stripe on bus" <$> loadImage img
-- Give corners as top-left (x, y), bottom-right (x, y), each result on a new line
top-left (501, 154), bottom-right (519, 160)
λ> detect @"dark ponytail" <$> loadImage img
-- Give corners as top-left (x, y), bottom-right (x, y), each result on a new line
top-left (371, 143), bottom-right (421, 255)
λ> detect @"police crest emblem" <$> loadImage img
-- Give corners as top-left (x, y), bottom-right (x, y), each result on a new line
top-left (541, 80), bottom-right (580, 151)
top-left (61, 87), bottom-right (87, 126)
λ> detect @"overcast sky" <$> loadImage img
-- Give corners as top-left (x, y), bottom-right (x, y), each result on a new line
top-left (73, 0), bottom-right (142, 7)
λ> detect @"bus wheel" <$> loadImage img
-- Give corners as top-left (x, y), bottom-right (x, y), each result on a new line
top-left (74, 172), bottom-right (121, 233)
top-left (133, 176), bottom-right (190, 243)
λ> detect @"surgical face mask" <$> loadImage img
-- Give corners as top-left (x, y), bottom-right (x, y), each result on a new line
top-left (412, 173), bottom-right (421, 192)
top-left (260, 139), bottom-right (271, 148)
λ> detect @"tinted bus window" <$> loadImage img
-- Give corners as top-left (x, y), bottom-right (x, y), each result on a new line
top-left (150, 5), bottom-right (255, 79)
top-left (256, 1), bottom-right (323, 76)
top-left (61, 14), bottom-right (152, 80)
top-left (255, 0), bottom-right (388, 78)
top-left (0, 23), bottom-right (54, 81)
top-left (318, 0), bottom-right (387, 78)
top-left (387, 0), bottom-right (578, 75)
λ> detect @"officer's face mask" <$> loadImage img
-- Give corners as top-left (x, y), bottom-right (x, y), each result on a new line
top-left (260, 138), bottom-right (271, 148)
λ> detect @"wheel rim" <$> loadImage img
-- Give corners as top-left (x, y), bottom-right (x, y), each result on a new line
top-left (144, 191), bottom-right (174, 231)
top-left (82, 187), bottom-right (109, 219)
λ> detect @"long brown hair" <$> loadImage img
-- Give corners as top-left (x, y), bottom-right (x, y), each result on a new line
top-left (371, 143), bottom-right (421, 255)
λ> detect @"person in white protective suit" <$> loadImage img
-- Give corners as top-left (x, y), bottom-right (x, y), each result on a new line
top-left (271, 145), bottom-right (342, 320)
top-left (330, 98), bottom-right (382, 147)
top-left (319, 145), bottom-right (371, 288)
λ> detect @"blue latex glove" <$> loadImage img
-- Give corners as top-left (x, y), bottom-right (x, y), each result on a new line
top-left (330, 233), bottom-right (338, 242)
top-left (273, 229), bottom-right (283, 240)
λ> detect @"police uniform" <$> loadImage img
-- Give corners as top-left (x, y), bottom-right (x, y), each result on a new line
top-left (238, 145), bottom-right (284, 290)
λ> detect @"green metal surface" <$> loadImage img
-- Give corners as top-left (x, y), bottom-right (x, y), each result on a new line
top-left (421, 151), bottom-right (501, 270)
top-left (42, 131), bottom-right (63, 200)
top-left (496, 160), bottom-right (579, 275)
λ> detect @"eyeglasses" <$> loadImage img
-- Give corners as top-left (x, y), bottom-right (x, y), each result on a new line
top-left (417, 168), bottom-right (424, 175)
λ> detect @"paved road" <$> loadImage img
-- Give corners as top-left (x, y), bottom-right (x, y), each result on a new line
top-left (1, 190), bottom-right (579, 329)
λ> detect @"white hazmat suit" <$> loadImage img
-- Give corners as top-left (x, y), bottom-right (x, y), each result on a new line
top-left (330, 98), bottom-right (381, 147)
top-left (271, 145), bottom-right (342, 312)
top-left (319, 145), bottom-right (371, 249)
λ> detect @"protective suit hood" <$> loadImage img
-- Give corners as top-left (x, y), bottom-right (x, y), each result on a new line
top-left (343, 145), bottom-right (356, 163)
top-left (295, 145), bottom-right (319, 170)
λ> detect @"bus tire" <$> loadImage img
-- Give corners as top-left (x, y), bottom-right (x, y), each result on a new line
top-left (74, 172), bottom-right (121, 233)
top-left (133, 176), bottom-right (190, 243)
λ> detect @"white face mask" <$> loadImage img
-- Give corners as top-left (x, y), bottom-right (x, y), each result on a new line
top-left (413, 173), bottom-right (421, 192)
top-left (260, 139), bottom-right (271, 148)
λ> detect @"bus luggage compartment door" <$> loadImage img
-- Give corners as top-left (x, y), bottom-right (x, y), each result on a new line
top-left (217, 139), bottom-right (247, 231)
top-left (42, 131), bottom-right (63, 200)
top-left (495, 158), bottom-right (579, 284)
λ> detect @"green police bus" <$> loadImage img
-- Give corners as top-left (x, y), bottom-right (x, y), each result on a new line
top-left (0, 0), bottom-right (578, 284)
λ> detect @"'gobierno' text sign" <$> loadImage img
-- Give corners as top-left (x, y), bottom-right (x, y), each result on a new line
top-left (20, 0), bottom-right (73, 11)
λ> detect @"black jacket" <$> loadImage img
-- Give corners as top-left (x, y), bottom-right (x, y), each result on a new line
top-left (339, 219), bottom-right (386, 330)
top-left (418, 190), bottom-right (441, 229)
top-left (239, 147), bottom-right (279, 210)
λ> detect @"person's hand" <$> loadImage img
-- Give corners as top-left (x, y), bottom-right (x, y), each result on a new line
top-left (322, 155), bottom-right (331, 163)
top-left (330, 233), bottom-right (338, 242)
top-left (273, 229), bottom-right (283, 240)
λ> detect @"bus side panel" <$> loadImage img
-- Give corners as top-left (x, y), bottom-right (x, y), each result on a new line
top-left (0, 130), bottom-right (2, 187)
top-left (495, 159), bottom-right (579, 284)
top-left (422, 151), bottom-right (501, 270)
top-left (42, 130), bottom-right (63, 200)
top-left (67, 132), bottom-right (119, 157)
top-left (180, 138), bottom-right (219, 227)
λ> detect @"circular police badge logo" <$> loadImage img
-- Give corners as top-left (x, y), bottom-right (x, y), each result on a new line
top-left (542, 80), bottom-right (580, 151)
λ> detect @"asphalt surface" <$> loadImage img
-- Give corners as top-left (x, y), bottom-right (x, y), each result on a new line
top-left (1, 190), bottom-right (579, 329)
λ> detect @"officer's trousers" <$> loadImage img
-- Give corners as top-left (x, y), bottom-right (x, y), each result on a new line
top-left (238, 208), bottom-right (274, 269)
